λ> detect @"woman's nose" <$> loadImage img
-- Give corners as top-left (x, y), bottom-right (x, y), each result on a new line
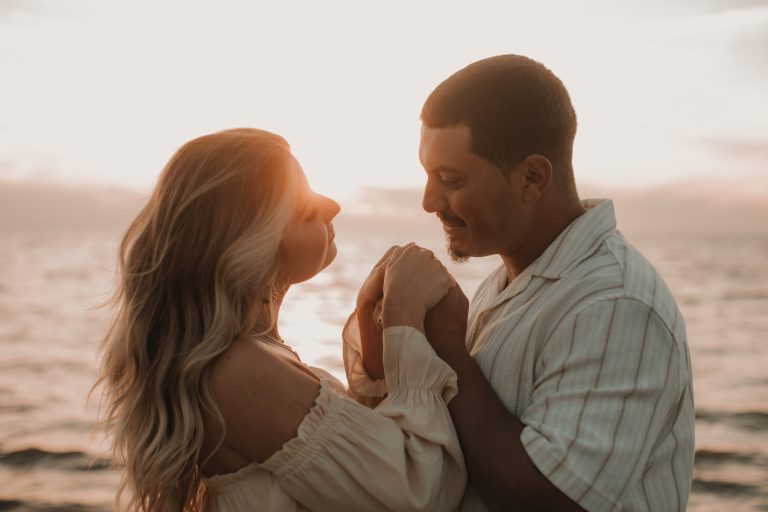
top-left (320, 194), bottom-right (341, 221)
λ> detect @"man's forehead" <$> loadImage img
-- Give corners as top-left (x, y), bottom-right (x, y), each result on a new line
top-left (419, 124), bottom-right (473, 166)
top-left (420, 123), bottom-right (472, 143)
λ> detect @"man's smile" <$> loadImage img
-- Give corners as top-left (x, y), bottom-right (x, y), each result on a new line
top-left (437, 212), bottom-right (465, 228)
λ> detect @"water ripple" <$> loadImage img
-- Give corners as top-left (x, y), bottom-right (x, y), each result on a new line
top-left (695, 410), bottom-right (768, 432)
top-left (0, 448), bottom-right (110, 471)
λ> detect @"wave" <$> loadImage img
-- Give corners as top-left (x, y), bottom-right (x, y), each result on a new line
top-left (695, 449), bottom-right (767, 467)
top-left (0, 448), bottom-right (110, 471)
top-left (695, 410), bottom-right (768, 432)
top-left (0, 499), bottom-right (108, 512)
top-left (692, 478), bottom-right (762, 497)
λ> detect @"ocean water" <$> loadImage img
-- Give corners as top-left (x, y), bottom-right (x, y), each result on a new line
top-left (0, 219), bottom-right (766, 511)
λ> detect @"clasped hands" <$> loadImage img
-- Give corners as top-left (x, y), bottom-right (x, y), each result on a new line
top-left (356, 243), bottom-right (469, 381)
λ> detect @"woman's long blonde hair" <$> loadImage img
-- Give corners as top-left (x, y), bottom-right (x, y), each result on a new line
top-left (95, 128), bottom-right (298, 510)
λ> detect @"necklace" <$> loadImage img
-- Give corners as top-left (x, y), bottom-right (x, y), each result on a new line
top-left (250, 329), bottom-right (301, 361)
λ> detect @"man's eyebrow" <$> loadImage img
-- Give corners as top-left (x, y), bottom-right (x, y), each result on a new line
top-left (428, 165), bottom-right (464, 175)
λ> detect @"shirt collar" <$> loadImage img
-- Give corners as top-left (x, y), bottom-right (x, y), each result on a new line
top-left (530, 198), bottom-right (617, 280)
top-left (475, 198), bottom-right (617, 311)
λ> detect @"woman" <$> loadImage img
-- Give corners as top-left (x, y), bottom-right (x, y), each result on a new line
top-left (96, 128), bottom-right (467, 511)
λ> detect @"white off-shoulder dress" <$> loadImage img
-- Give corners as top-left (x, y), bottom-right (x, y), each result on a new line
top-left (203, 318), bottom-right (467, 512)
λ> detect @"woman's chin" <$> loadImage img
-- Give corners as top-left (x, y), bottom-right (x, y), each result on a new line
top-left (290, 243), bottom-right (338, 285)
top-left (323, 242), bottom-right (338, 268)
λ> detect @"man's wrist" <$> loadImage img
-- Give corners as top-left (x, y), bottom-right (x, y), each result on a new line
top-left (438, 345), bottom-right (472, 369)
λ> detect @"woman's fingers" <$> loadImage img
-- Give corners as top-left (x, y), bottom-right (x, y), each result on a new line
top-left (357, 245), bottom-right (406, 307)
top-left (368, 245), bottom-right (404, 288)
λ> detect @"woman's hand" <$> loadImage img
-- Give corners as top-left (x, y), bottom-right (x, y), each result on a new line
top-left (357, 245), bottom-right (400, 310)
top-left (382, 244), bottom-right (455, 332)
top-left (356, 246), bottom-right (399, 381)
top-left (425, 284), bottom-right (469, 361)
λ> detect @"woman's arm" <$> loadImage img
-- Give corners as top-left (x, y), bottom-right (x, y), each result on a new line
top-left (211, 328), bottom-right (466, 512)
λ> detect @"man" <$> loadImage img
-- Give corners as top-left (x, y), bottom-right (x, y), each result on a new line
top-left (419, 54), bottom-right (695, 511)
top-left (348, 54), bottom-right (694, 511)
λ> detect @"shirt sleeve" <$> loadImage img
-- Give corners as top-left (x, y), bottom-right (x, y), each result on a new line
top-left (520, 298), bottom-right (686, 512)
top-left (261, 325), bottom-right (466, 512)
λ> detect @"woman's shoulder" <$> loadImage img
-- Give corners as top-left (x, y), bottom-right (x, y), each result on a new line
top-left (208, 336), bottom-right (322, 463)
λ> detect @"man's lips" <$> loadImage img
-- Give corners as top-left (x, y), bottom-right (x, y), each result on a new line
top-left (437, 212), bottom-right (465, 228)
top-left (437, 213), bottom-right (466, 236)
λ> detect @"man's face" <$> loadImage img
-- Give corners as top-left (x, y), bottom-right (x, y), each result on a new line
top-left (419, 124), bottom-right (528, 262)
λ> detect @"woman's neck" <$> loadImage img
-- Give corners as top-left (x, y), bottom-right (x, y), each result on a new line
top-left (252, 285), bottom-right (288, 339)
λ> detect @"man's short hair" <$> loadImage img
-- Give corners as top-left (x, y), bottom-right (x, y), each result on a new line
top-left (421, 54), bottom-right (578, 194)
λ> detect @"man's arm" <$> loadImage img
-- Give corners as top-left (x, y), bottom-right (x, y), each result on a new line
top-left (437, 349), bottom-right (585, 512)
top-left (428, 297), bottom-right (687, 512)
top-left (424, 296), bottom-right (585, 512)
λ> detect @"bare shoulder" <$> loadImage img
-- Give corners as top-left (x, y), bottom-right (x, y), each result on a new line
top-left (208, 336), bottom-right (321, 463)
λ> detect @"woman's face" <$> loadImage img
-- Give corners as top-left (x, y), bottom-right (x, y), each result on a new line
top-left (280, 156), bottom-right (341, 285)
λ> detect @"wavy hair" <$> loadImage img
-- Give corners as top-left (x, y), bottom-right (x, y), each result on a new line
top-left (94, 128), bottom-right (298, 510)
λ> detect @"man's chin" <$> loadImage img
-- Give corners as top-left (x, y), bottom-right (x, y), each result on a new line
top-left (446, 238), bottom-right (469, 263)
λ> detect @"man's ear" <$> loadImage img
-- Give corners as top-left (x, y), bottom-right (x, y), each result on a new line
top-left (520, 154), bottom-right (552, 204)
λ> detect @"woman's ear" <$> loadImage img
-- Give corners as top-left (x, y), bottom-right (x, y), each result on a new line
top-left (520, 154), bottom-right (552, 204)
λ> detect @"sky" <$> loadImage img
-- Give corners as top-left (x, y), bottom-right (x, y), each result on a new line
top-left (1, 0), bottom-right (767, 204)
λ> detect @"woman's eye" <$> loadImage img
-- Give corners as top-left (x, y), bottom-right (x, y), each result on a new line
top-left (305, 205), bottom-right (319, 220)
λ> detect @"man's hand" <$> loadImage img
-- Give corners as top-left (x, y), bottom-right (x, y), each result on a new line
top-left (382, 244), bottom-right (454, 332)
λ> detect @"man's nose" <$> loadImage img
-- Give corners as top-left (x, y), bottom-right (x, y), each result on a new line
top-left (422, 180), bottom-right (442, 213)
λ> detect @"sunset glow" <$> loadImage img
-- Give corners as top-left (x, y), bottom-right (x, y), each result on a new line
top-left (1, 0), bottom-right (766, 203)
top-left (2, 2), bottom-right (768, 511)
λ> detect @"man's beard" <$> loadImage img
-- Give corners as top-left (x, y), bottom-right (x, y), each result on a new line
top-left (446, 235), bottom-right (469, 263)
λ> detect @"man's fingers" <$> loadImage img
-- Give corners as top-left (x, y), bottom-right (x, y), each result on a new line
top-left (385, 243), bottom-right (414, 270)
top-left (373, 245), bottom-right (400, 269)
top-left (364, 245), bottom-right (400, 285)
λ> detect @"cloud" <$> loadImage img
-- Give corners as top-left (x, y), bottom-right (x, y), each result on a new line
top-left (697, 0), bottom-right (768, 13)
top-left (354, 182), bottom-right (768, 238)
top-left (698, 138), bottom-right (768, 160)
top-left (0, 180), bottom-right (145, 232)
top-left (727, 21), bottom-right (768, 80)
top-left (2, 179), bottom-right (765, 243)
top-left (0, 0), bottom-right (40, 18)
top-left (581, 181), bottom-right (768, 235)
top-left (356, 187), bottom-right (425, 216)
top-left (692, 138), bottom-right (768, 179)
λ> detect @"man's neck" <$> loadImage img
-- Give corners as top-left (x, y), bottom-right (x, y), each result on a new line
top-left (501, 198), bottom-right (586, 283)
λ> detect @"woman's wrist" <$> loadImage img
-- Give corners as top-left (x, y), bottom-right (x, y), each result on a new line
top-left (356, 302), bottom-right (385, 381)
top-left (382, 304), bottom-right (426, 333)
top-left (356, 299), bottom-right (376, 315)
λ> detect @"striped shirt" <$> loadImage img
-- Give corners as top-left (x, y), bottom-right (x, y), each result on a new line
top-left (460, 199), bottom-right (695, 512)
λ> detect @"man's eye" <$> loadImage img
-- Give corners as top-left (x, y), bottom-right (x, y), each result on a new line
top-left (439, 176), bottom-right (460, 186)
